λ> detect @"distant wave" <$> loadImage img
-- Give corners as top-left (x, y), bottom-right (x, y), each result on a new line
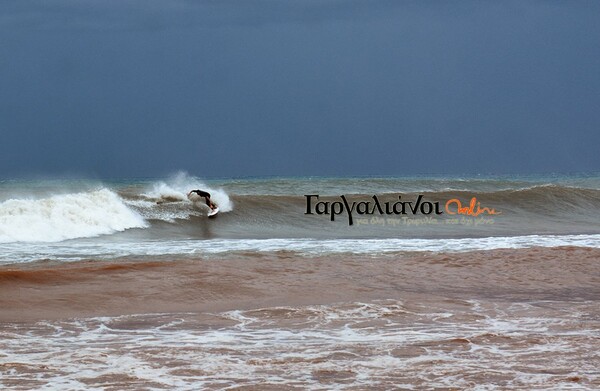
top-left (3, 174), bottom-right (600, 244)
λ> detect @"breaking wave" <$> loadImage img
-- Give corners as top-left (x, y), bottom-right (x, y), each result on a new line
top-left (2, 174), bottom-right (600, 247)
top-left (0, 189), bottom-right (147, 243)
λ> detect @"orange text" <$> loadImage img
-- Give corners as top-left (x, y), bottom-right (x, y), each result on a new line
top-left (445, 197), bottom-right (501, 217)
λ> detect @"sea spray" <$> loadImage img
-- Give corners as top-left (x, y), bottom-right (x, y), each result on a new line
top-left (0, 189), bottom-right (147, 243)
top-left (142, 172), bottom-right (233, 212)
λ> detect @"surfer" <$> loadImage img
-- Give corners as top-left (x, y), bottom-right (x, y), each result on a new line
top-left (188, 189), bottom-right (217, 210)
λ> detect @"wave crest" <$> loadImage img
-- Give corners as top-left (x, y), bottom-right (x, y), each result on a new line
top-left (141, 172), bottom-right (233, 212)
top-left (0, 189), bottom-right (147, 243)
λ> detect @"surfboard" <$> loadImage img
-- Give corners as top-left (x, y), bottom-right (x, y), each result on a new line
top-left (208, 207), bottom-right (219, 217)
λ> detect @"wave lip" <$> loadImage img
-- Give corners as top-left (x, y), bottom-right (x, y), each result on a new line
top-left (0, 189), bottom-right (147, 243)
top-left (140, 172), bottom-right (233, 212)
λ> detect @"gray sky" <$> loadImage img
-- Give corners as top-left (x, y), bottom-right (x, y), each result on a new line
top-left (1, 0), bottom-right (599, 178)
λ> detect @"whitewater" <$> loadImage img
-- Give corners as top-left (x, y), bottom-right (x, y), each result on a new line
top-left (2, 173), bottom-right (600, 390)
top-left (1, 172), bottom-right (600, 264)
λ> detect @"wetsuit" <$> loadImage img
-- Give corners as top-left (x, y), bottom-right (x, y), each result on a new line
top-left (190, 190), bottom-right (214, 208)
top-left (190, 190), bottom-right (211, 198)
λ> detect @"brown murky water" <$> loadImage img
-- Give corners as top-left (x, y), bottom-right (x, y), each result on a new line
top-left (1, 247), bottom-right (599, 389)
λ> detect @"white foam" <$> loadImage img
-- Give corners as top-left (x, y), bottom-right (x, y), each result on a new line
top-left (1, 234), bottom-right (600, 264)
top-left (1, 300), bottom-right (597, 389)
top-left (142, 171), bottom-right (233, 212)
top-left (0, 189), bottom-right (147, 243)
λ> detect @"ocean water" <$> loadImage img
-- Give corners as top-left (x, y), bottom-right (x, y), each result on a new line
top-left (1, 172), bottom-right (600, 264)
top-left (1, 173), bottom-right (599, 389)
top-left (3, 298), bottom-right (598, 389)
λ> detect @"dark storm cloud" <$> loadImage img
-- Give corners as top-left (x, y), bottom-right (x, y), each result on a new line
top-left (1, 0), bottom-right (403, 31)
top-left (1, 1), bottom-right (599, 178)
